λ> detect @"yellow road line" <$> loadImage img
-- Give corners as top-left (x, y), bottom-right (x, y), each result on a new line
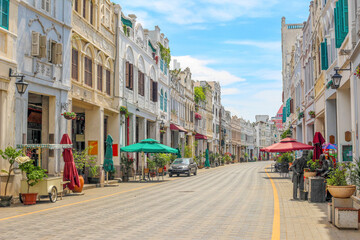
top-left (265, 165), bottom-right (281, 240)
top-left (0, 182), bottom-right (161, 222)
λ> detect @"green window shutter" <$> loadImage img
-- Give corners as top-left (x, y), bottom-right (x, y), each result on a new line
top-left (321, 41), bottom-right (328, 70)
top-left (0, 0), bottom-right (9, 30)
top-left (342, 0), bottom-right (349, 34)
top-left (335, 3), bottom-right (341, 48)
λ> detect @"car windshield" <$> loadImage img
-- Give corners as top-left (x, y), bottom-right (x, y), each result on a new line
top-left (173, 159), bottom-right (190, 164)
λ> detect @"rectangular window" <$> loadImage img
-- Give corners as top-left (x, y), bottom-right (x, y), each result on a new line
top-left (125, 61), bottom-right (133, 90)
top-left (0, 0), bottom-right (9, 30)
top-left (41, 0), bottom-right (50, 13)
top-left (97, 65), bottom-right (103, 91)
top-left (75, 0), bottom-right (79, 12)
top-left (150, 79), bottom-right (153, 101)
top-left (83, 0), bottom-right (86, 18)
top-left (138, 71), bottom-right (144, 96)
top-left (84, 56), bottom-right (92, 87)
top-left (71, 49), bottom-right (79, 80)
top-left (106, 69), bottom-right (111, 95)
top-left (90, 1), bottom-right (93, 25)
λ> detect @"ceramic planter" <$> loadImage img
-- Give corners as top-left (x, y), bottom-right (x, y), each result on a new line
top-left (0, 195), bottom-right (13, 207)
top-left (327, 185), bottom-right (356, 198)
top-left (21, 193), bottom-right (38, 205)
top-left (72, 175), bottom-right (85, 193)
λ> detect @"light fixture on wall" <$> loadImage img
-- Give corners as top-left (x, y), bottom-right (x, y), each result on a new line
top-left (9, 69), bottom-right (28, 95)
top-left (331, 64), bottom-right (352, 89)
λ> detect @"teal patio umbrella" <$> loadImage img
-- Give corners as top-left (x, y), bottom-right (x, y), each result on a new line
top-left (204, 149), bottom-right (210, 168)
top-left (120, 139), bottom-right (179, 180)
top-left (104, 135), bottom-right (114, 183)
top-left (120, 138), bottom-right (179, 154)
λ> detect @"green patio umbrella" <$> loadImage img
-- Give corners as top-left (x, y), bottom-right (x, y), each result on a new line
top-left (104, 135), bottom-right (114, 172)
top-left (204, 148), bottom-right (210, 168)
top-left (120, 138), bottom-right (179, 154)
top-left (120, 139), bottom-right (179, 181)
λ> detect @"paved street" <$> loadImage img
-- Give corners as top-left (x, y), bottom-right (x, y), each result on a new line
top-left (0, 162), bottom-right (359, 240)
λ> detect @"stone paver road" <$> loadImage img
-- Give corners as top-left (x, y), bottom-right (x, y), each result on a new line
top-left (0, 162), bottom-right (359, 240)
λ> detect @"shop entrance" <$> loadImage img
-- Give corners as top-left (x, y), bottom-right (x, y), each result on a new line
top-left (27, 93), bottom-right (49, 167)
top-left (72, 113), bottom-right (85, 151)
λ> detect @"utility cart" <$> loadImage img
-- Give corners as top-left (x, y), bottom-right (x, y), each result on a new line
top-left (17, 144), bottom-right (72, 203)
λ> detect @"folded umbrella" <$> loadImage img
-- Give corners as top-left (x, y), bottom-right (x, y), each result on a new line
top-left (61, 134), bottom-right (80, 190)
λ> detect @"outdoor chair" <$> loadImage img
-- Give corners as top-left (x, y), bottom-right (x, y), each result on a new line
top-left (157, 167), bottom-right (164, 181)
top-left (279, 163), bottom-right (290, 178)
top-left (143, 168), bottom-right (150, 182)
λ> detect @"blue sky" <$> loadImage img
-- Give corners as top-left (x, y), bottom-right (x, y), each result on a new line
top-left (115, 0), bottom-right (310, 121)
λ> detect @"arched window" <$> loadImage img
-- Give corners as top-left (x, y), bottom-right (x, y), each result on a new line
top-left (164, 92), bottom-right (167, 112)
top-left (160, 89), bottom-right (164, 110)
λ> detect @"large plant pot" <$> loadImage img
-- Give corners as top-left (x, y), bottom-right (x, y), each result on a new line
top-left (21, 193), bottom-right (38, 205)
top-left (0, 195), bottom-right (13, 207)
top-left (327, 185), bottom-right (356, 198)
top-left (304, 171), bottom-right (317, 178)
top-left (73, 175), bottom-right (84, 193)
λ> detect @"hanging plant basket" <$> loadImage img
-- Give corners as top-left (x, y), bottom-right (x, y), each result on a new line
top-left (298, 112), bottom-right (304, 120)
top-left (354, 65), bottom-right (360, 79)
top-left (308, 111), bottom-right (315, 118)
top-left (160, 129), bottom-right (166, 134)
top-left (62, 112), bottom-right (76, 120)
top-left (120, 106), bottom-right (129, 118)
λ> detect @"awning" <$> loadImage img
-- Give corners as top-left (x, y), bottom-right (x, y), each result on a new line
top-left (170, 124), bottom-right (187, 133)
top-left (195, 133), bottom-right (207, 140)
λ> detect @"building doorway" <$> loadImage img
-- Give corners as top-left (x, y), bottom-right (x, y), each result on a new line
top-left (72, 113), bottom-right (85, 151)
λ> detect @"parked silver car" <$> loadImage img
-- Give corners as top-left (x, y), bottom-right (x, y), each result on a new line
top-left (168, 158), bottom-right (197, 177)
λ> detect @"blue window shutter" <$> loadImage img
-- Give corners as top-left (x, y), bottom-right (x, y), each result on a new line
top-left (0, 0), bottom-right (9, 30)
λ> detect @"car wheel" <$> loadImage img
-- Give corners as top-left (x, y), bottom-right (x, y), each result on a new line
top-left (177, 174), bottom-right (180, 177)
top-left (194, 169), bottom-right (197, 175)
top-left (169, 173), bottom-right (172, 177)
top-left (187, 171), bottom-right (191, 177)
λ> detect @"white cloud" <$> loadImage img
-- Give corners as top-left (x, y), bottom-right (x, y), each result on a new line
top-left (222, 88), bottom-right (241, 95)
top-left (172, 55), bottom-right (245, 86)
top-left (115, 0), bottom-right (279, 25)
top-left (224, 40), bottom-right (281, 51)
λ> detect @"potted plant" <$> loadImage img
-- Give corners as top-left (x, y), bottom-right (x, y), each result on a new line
top-left (354, 65), bottom-right (360, 79)
top-left (298, 112), bottom-right (304, 120)
top-left (327, 163), bottom-right (356, 198)
top-left (304, 159), bottom-right (321, 178)
top-left (73, 147), bottom-right (97, 191)
top-left (244, 152), bottom-right (249, 161)
top-left (147, 159), bottom-right (157, 178)
top-left (231, 155), bottom-right (236, 163)
top-left (18, 158), bottom-right (47, 205)
top-left (62, 112), bottom-right (76, 120)
top-left (120, 154), bottom-right (134, 182)
top-left (0, 147), bottom-right (23, 207)
top-left (120, 106), bottom-right (129, 118)
top-left (87, 164), bottom-right (100, 184)
top-left (308, 111), bottom-right (315, 118)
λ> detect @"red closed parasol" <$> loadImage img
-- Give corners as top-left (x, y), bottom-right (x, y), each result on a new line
top-left (263, 138), bottom-right (314, 153)
top-left (313, 132), bottom-right (325, 160)
top-left (61, 134), bottom-right (80, 190)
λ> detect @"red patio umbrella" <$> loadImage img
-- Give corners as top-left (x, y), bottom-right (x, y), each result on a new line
top-left (264, 138), bottom-right (314, 153)
top-left (313, 132), bottom-right (325, 160)
top-left (61, 134), bottom-right (80, 190)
